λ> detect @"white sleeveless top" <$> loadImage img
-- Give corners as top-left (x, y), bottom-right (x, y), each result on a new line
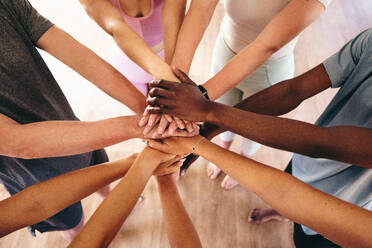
top-left (221, 0), bottom-right (331, 59)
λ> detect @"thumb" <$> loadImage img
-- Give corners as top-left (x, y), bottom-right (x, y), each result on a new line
top-left (171, 66), bottom-right (192, 84)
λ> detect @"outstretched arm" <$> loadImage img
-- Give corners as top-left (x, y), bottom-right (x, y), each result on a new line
top-left (0, 113), bottom-right (143, 159)
top-left (68, 147), bottom-right (175, 248)
top-left (171, 0), bottom-right (219, 73)
top-left (79, 0), bottom-right (178, 82)
top-left (147, 65), bottom-right (372, 167)
top-left (147, 137), bottom-right (372, 248)
top-left (156, 174), bottom-right (202, 248)
top-left (0, 154), bottom-right (137, 237)
top-left (37, 25), bottom-right (146, 114)
top-left (202, 0), bottom-right (326, 100)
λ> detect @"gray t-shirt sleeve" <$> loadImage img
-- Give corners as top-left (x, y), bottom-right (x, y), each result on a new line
top-left (323, 29), bottom-right (372, 88)
top-left (10, 0), bottom-right (53, 44)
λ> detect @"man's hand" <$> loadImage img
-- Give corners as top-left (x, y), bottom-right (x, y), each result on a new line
top-left (147, 68), bottom-right (213, 122)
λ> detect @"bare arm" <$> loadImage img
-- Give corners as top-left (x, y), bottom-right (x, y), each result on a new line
top-left (147, 137), bottom-right (372, 248)
top-left (162, 0), bottom-right (187, 64)
top-left (79, 0), bottom-right (178, 82)
top-left (171, 0), bottom-right (219, 73)
top-left (202, 0), bottom-right (326, 100)
top-left (156, 174), bottom-right (202, 248)
top-left (37, 25), bottom-right (146, 114)
top-left (147, 64), bottom-right (372, 167)
top-left (0, 154), bottom-right (137, 237)
top-left (0, 113), bottom-right (144, 159)
top-left (68, 147), bottom-right (175, 248)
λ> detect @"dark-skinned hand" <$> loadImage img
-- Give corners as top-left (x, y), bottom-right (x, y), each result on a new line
top-left (147, 67), bottom-right (213, 122)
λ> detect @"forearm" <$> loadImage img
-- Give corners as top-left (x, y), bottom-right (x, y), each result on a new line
top-left (0, 155), bottom-right (134, 237)
top-left (69, 147), bottom-right (162, 248)
top-left (171, 0), bottom-right (218, 73)
top-left (162, 0), bottom-right (186, 64)
top-left (111, 24), bottom-right (178, 82)
top-left (156, 175), bottom-right (202, 248)
top-left (38, 26), bottom-right (146, 113)
top-left (195, 141), bottom-right (372, 247)
top-left (203, 0), bottom-right (325, 100)
top-left (0, 115), bottom-right (142, 159)
top-left (208, 104), bottom-right (372, 167)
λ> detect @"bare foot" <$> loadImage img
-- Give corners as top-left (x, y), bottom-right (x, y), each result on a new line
top-left (207, 163), bottom-right (222, 179)
top-left (221, 175), bottom-right (239, 190)
top-left (60, 216), bottom-right (84, 242)
top-left (248, 208), bottom-right (289, 224)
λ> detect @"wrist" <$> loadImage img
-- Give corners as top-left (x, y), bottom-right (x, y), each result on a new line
top-left (193, 137), bottom-right (207, 155)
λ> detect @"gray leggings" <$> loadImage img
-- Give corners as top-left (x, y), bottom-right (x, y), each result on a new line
top-left (211, 33), bottom-right (295, 156)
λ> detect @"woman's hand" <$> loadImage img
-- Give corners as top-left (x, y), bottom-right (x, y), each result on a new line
top-left (153, 156), bottom-right (183, 176)
top-left (145, 135), bottom-right (205, 155)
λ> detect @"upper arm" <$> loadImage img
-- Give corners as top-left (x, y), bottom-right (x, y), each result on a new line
top-left (79, 0), bottom-right (127, 35)
top-left (255, 0), bottom-right (326, 53)
top-left (0, 114), bottom-right (21, 157)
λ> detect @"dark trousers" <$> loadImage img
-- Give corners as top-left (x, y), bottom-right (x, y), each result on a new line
top-left (284, 161), bottom-right (341, 248)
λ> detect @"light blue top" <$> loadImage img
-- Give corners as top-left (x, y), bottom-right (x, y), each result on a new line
top-left (292, 28), bottom-right (372, 235)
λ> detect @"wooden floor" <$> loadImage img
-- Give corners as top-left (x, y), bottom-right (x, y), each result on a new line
top-left (1, 0), bottom-right (372, 247)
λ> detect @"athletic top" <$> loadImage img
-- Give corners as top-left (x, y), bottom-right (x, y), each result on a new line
top-left (292, 28), bottom-right (372, 235)
top-left (108, 0), bottom-right (164, 84)
top-left (0, 0), bottom-right (108, 232)
top-left (221, 0), bottom-right (331, 59)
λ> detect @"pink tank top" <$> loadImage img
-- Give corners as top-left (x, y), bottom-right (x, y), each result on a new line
top-left (109, 0), bottom-right (164, 84)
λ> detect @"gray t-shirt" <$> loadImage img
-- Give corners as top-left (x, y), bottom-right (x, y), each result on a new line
top-left (292, 29), bottom-right (372, 235)
top-left (0, 0), bottom-right (108, 232)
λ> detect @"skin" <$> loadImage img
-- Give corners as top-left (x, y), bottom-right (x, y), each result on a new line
top-left (146, 136), bottom-right (372, 248)
top-left (1, 25), bottom-right (198, 158)
top-left (171, 0), bottom-right (326, 100)
top-left (147, 65), bottom-right (372, 168)
top-left (0, 113), bottom-right (198, 159)
top-left (68, 147), bottom-right (182, 248)
top-left (0, 149), bottom-right (181, 238)
top-left (79, 0), bottom-right (192, 134)
top-left (156, 174), bottom-right (202, 248)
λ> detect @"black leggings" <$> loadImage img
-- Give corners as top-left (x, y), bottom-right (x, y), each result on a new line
top-left (284, 161), bottom-right (341, 248)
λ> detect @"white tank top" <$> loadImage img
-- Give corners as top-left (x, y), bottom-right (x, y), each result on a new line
top-left (220, 0), bottom-right (331, 59)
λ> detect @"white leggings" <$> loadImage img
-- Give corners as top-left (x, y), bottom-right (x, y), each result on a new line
top-left (211, 33), bottom-right (295, 156)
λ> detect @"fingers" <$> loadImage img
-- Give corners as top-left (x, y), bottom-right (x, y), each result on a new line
top-left (146, 139), bottom-right (169, 153)
top-left (138, 107), bottom-right (150, 127)
top-left (143, 114), bottom-right (161, 135)
top-left (162, 121), bottom-right (178, 137)
top-left (157, 115), bottom-right (169, 134)
top-left (149, 80), bottom-right (178, 90)
top-left (148, 87), bottom-right (174, 99)
top-left (173, 116), bottom-right (185, 129)
top-left (171, 66), bottom-right (194, 85)
top-left (164, 114), bottom-right (173, 122)
top-left (185, 120), bottom-right (194, 133)
top-left (146, 96), bottom-right (173, 108)
top-left (138, 114), bottom-right (149, 127)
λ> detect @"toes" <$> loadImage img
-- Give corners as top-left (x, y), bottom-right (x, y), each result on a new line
top-left (207, 163), bottom-right (221, 179)
top-left (221, 175), bottom-right (239, 190)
